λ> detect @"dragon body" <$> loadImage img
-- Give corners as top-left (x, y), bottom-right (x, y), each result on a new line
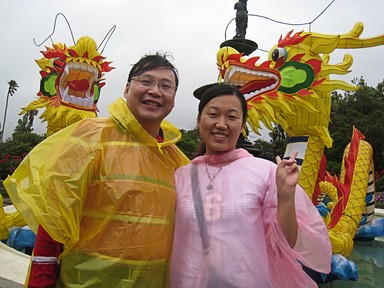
top-left (320, 128), bottom-right (374, 256)
top-left (217, 22), bottom-right (384, 257)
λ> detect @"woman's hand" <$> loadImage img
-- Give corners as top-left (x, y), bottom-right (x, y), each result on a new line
top-left (275, 152), bottom-right (299, 192)
top-left (275, 152), bottom-right (299, 248)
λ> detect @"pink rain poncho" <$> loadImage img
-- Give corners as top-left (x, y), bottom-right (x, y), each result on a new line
top-left (4, 98), bottom-right (189, 287)
top-left (171, 148), bottom-right (331, 288)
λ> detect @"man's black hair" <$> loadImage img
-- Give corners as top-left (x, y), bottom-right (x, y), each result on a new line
top-left (127, 52), bottom-right (179, 90)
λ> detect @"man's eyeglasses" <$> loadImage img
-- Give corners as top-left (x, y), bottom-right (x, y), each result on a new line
top-left (131, 76), bottom-right (176, 94)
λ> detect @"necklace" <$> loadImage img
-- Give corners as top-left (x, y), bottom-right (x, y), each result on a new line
top-left (205, 164), bottom-right (223, 190)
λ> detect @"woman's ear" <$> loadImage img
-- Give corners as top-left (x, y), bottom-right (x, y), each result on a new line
top-left (241, 120), bottom-right (246, 131)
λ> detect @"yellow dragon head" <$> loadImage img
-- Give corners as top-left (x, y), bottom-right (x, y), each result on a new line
top-left (21, 36), bottom-right (114, 137)
top-left (217, 22), bottom-right (383, 148)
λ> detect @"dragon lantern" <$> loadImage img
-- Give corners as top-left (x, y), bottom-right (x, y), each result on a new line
top-left (217, 22), bottom-right (384, 257)
top-left (20, 36), bottom-right (114, 137)
top-left (0, 36), bottom-right (114, 242)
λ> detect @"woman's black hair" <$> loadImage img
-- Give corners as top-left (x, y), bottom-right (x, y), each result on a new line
top-left (195, 83), bottom-right (248, 156)
top-left (127, 52), bottom-right (179, 90)
top-left (198, 83), bottom-right (247, 122)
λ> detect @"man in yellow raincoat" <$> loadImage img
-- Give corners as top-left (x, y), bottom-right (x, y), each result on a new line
top-left (4, 52), bottom-right (189, 287)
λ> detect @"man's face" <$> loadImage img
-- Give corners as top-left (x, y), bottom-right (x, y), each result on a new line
top-left (124, 68), bottom-right (176, 136)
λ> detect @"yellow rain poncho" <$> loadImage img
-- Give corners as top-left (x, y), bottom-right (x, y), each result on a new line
top-left (4, 98), bottom-right (189, 287)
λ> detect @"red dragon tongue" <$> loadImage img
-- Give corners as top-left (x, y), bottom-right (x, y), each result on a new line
top-left (69, 79), bottom-right (90, 92)
top-left (242, 78), bottom-right (276, 94)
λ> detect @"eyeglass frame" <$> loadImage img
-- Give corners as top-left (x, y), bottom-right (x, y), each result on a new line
top-left (130, 75), bottom-right (177, 94)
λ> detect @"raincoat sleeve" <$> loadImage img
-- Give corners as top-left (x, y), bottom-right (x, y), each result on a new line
top-left (4, 120), bottom-right (99, 255)
top-left (262, 164), bottom-right (332, 287)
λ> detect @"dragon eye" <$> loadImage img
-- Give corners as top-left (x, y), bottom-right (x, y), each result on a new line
top-left (271, 48), bottom-right (287, 62)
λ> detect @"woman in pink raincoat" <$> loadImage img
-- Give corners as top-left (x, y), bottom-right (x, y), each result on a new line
top-left (171, 84), bottom-right (332, 287)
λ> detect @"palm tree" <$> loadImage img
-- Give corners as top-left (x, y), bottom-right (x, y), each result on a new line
top-left (0, 80), bottom-right (18, 142)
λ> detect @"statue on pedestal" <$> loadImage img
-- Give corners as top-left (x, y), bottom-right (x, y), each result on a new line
top-left (234, 0), bottom-right (248, 38)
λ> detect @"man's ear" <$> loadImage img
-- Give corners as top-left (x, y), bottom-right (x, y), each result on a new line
top-left (124, 83), bottom-right (130, 98)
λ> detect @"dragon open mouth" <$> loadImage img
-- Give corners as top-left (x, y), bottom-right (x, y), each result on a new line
top-left (224, 64), bottom-right (280, 100)
top-left (58, 61), bottom-right (99, 109)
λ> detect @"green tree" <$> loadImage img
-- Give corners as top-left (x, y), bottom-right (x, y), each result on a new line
top-left (176, 128), bottom-right (200, 159)
top-left (252, 138), bottom-right (274, 161)
top-left (0, 80), bottom-right (19, 142)
top-left (13, 110), bottom-right (39, 134)
top-left (0, 132), bottom-right (45, 180)
top-left (0, 112), bottom-right (45, 180)
top-left (326, 77), bottom-right (384, 172)
top-left (269, 124), bottom-right (288, 158)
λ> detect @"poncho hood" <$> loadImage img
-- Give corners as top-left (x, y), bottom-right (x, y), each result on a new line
top-left (108, 98), bottom-right (182, 150)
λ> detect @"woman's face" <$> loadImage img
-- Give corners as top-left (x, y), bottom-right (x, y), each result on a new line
top-left (197, 94), bottom-right (245, 155)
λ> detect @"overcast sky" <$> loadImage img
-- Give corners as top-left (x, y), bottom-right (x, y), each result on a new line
top-left (0, 0), bottom-right (383, 141)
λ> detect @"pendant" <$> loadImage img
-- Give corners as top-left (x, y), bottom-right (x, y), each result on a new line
top-left (207, 183), bottom-right (213, 190)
